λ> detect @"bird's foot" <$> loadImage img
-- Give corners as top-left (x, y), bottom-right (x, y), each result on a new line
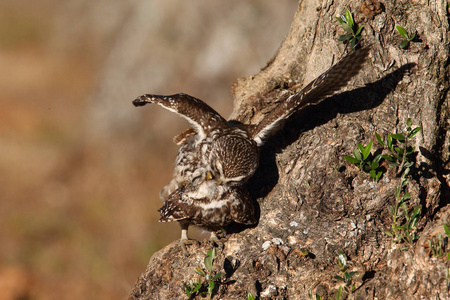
top-left (209, 231), bottom-right (224, 251)
top-left (180, 238), bottom-right (200, 258)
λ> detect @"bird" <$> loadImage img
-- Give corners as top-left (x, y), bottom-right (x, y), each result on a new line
top-left (133, 93), bottom-right (260, 198)
top-left (132, 46), bottom-right (371, 255)
top-left (158, 181), bottom-right (257, 255)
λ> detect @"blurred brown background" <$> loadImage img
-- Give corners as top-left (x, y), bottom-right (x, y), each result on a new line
top-left (0, 0), bottom-right (297, 299)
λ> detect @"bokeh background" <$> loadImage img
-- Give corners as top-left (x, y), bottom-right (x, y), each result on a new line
top-left (1, 0), bottom-right (297, 299)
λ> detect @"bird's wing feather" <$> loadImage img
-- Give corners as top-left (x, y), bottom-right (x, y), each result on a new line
top-left (133, 93), bottom-right (228, 140)
top-left (252, 46), bottom-right (371, 147)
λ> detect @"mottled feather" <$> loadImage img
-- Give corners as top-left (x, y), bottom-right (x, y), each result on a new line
top-left (252, 46), bottom-right (371, 146)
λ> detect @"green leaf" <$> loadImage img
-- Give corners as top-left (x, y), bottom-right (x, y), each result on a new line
top-left (401, 192), bottom-right (411, 201)
top-left (353, 148), bottom-right (362, 161)
top-left (387, 134), bottom-right (393, 148)
top-left (345, 9), bottom-right (354, 28)
top-left (248, 293), bottom-right (255, 300)
top-left (400, 40), bottom-right (410, 49)
top-left (335, 286), bottom-right (342, 300)
top-left (396, 25), bottom-right (409, 39)
top-left (406, 146), bottom-right (415, 155)
top-left (391, 133), bottom-right (405, 141)
top-left (362, 142), bottom-right (373, 160)
top-left (444, 224), bottom-right (450, 238)
top-left (334, 275), bottom-right (345, 282)
top-left (382, 154), bottom-right (394, 162)
top-left (397, 198), bottom-right (408, 209)
top-left (346, 271), bottom-right (357, 279)
top-left (337, 251), bottom-right (347, 267)
top-left (410, 217), bottom-right (419, 229)
top-left (385, 230), bottom-right (394, 237)
top-left (374, 154), bottom-right (383, 163)
top-left (370, 169), bottom-right (377, 179)
top-left (342, 23), bottom-right (353, 34)
top-left (410, 206), bottom-right (422, 220)
top-left (395, 147), bottom-right (403, 157)
top-left (371, 161), bottom-right (380, 170)
top-left (344, 155), bottom-right (360, 164)
top-left (375, 132), bottom-right (384, 146)
top-left (204, 256), bottom-right (213, 272)
top-left (404, 161), bottom-right (414, 168)
top-left (389, 205), bottom-right (395, 216)
top-left (408, 127), bottom-right (422, 138)
top-left (355, 25), bottom-right (364, 36)
top-left (338, 34), bottom-right (353, 41)
top-left (192, 280), bottom-right (202, 293)
top-left (195, 267), bottom-right (206, 276)
top-left (184, 283), bottom-right (191, 296)
top-left (350, 38), bottom-right (356, 50)
top-left (316, 294), bottom-right (323, 300)
top-left (394, 187), bottom-right (401, 199)
top-left (335, 16), bottom-right (345, 25)
top-left (357, 143), bottom-right (365, 155)
top-left (376, 171), bottom-right (382, 181)
top-left (447, 252), bottom-right (450, 260)
top-left (408, 32), bottom-right (416, 41)
top-left (401, 172), bottom-right (409, 184)
top-left (212, 272), bottom-right (222, 281)
top-left (406, 118), bottom-right (412, 128)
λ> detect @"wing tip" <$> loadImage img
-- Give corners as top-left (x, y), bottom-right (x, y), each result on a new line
top-left (132, 95), bottom-right (150, 107)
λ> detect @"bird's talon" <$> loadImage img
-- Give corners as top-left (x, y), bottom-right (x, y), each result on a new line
top-left (181, 238), bottom-right (200, 257)
top-left (209, 233), bottom-right (224, 251)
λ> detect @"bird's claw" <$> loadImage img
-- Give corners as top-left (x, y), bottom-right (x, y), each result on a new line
top-left (181, 238), bottom-right (200, 257)
top-left (209, 232), bottom-right (224, 251)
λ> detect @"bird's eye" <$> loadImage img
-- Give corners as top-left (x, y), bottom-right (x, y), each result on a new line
top-left (206, 171), bottom-right (214, 180)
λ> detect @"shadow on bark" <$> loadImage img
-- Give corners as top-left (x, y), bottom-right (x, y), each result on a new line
top-left (248, 63), bottom-right (416, 200)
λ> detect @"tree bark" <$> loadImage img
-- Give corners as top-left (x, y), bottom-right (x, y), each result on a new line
top-left (129, 0), bottom-right (450, 299)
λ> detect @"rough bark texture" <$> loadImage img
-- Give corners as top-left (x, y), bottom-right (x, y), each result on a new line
top-left (130, 0), bottom-right (450, 299)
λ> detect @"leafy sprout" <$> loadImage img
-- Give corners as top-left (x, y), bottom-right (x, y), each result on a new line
top-left (184, 247), bottom-right (222, 299)
top-left (384, 172), bottom-right (421, 247)
top-left (336, 9), bottom-right (364, 49)
top-left (344, 141), bottom-right (383, 182)
top-left (396, 25), bottom-right (416, 49)
top-left (445, 224), bottom-right (450, 261)
top-left (334, 251), bottom-right (357, 295)
top-left (376, 118), bottom-right (422, 176)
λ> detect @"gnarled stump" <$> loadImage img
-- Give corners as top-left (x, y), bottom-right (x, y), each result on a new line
top-left (130, 0), bottom-right (450, 299)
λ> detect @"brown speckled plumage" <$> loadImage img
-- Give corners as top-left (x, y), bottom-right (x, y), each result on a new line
top-left (132, 46), bottom-right (370, 254)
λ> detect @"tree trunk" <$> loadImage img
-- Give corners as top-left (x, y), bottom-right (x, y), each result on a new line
top-left (129, 0), bottom-right (450, 299)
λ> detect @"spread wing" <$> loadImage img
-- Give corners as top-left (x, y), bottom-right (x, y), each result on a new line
top-left (133, 93), bottom-right (228, 141)
top-left (251, 46), bottom-right (371, 147)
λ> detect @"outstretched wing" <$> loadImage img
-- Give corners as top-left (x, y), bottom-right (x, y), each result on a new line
top-left (133, 93), bottom-right (228, 141)
top-left (252, 46), bottom-right (371, 147)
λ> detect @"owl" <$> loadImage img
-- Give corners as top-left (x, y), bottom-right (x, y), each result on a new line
top-left (158, 181), bottom-right (257, 253)
top-left (133, 93), bottom-right (260, 199)
top-left (133, 46), bottom-right (370, 254)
